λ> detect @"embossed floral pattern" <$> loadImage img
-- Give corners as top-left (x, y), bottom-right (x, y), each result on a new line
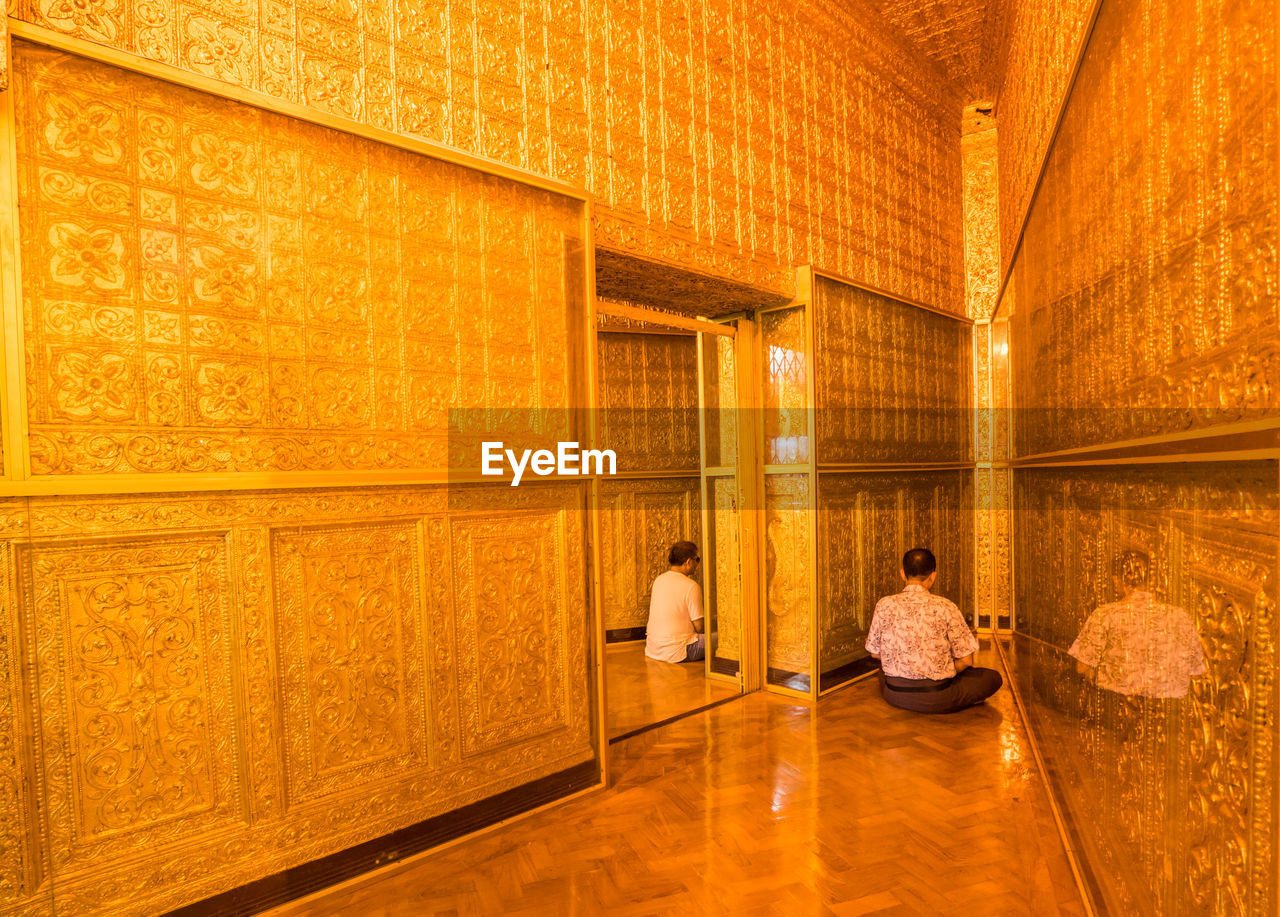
top-left (66, 569), bottom-right (213, 835)
top-left (48, 222), bottom-right (127, 290)
top-left (43, 93), bottom-right (125, 166)
top-left (36, 0), bottom-right (120, 41)
top-left (52, 350), bottom-right (136, 421)
top-left (189, 245), bottom-right (255, 311)
top-left (188, 131), bottom-right (255, 197)
top-left (195, 362), bottom-right (265, 425)
top-left (184, 16), bottom-right (253, 83)
top-left (17, 45), bottom-right (578, 475)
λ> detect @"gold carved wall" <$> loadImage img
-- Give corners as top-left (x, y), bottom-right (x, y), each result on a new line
top-left (1009, 464), bottom-right (1278, 916)
top-left (13, 42), bottom-right (582, 478)
top-left (991, 0), bottom-right (1095, 272)
top-left (12, 0), bottom-right (966, 311)
top-left (597, 331), bottom-right (699, 472)
top-left (764, 473), bottom-right (811, 680)
top-left (598, 477), bottom-right (702, 635)
top-left (817, 470), bottom-right (973, 673)
top-left (594, 330), bottom-right (701, 637)
top-left (0, 484), bottom-right (595, 915)
top-left (811, 274), bottom-right (975, 686)
top-left (761, 271), bottom-right (976, 695)
top-left (1007, 0), bottom-right (1277, 456)
top-left (813, 276), bottom-right (972, 464)
top-left (998, 0), bottom-right (1280, 913)
top-left (0, 40), bottom-right (595, 917)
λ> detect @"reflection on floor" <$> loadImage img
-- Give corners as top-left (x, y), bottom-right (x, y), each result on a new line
top-left (276, 645), bottom-right (1084, 916)
top-left (606, 641), bottom-right (741, 740)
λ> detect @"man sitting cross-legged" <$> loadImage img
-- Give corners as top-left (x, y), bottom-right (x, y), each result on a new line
top-left (644, 541), bottom-right (706, 664)
top-left (865, 547), bottom-right (1003, 714)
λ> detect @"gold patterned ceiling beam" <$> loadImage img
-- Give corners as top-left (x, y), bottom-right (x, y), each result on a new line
top-left (595, 249), bottom-right (791, 319)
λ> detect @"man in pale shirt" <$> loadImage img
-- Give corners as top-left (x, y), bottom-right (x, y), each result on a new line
top-left (865, 547), bottom-right (1002, 713)
top-left (645, 541), bottom-right (706, 663)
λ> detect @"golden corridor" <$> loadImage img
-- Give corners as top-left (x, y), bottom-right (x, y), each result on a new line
top-left (0, 0), bottom-right (1277, 914)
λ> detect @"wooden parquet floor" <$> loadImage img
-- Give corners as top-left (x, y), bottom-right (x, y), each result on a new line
top-left (607, 642), bottom-right (741, 739)
top-left (274, 646), bottom-right (1085, 916)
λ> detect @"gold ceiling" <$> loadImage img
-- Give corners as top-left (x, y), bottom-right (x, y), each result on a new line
top-left (854, 0), bottom-right (1007, 102)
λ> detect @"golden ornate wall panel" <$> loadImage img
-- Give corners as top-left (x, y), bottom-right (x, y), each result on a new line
top-left (0, 483), bottom-right (593, 916)
top-left (764, 474), bottom-right (811, 683)
top-left (992, 0), bottom-right (1094, 272)
top-left (1010, 463), bottom-right (1278, 916)
top-left (812, 275), bottom-right (972, 464)
top-left (702, 333), bottom-right (738, 471)
top-left (596, 332), bottom-right (699, 472)
top-left (12, 42), bottom-right (584, 478)
top-left (761, 307), bottom-right (810, 466)
top-left (708, 473), bottom-right (742, 666)
top-left (1, 35), bottom-right (597, 916)
top-left (1006, 0), bottom-right (1278, 455)
top-left (598, 476), bottom-right (701, 634)
top-left (13, 0), bottom-right (966, 311)
top-left (960, 117), bottom-right (999, 321)
top-left (817, 470), bottom-right (973, 673)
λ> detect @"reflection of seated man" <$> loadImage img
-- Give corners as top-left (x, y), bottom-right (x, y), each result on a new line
top-left (865, 547), bottom-right (1003, 714)
top-left (1068, 549), bottom-right (1205, 699)
top-left (645, 541), bottom-right (706, 664)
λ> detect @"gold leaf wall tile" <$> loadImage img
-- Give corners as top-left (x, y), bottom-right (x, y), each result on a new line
top-left (15, 0), bottom-right (966, 312)
top-left (817, 470), bottom-right (974, 673)
top-left (813, 276), bottom-right (972, 464)
top-left (961, 118), bottom-right (999, 320)
top-left (273, 521), bottom-right (430, 805)
top-left (598, 477), bottom-right (702, 634)
top-left (710, 474), bottom-right (742, 663)
top-left (1006, 0), bottom-right (1278, 454)
top-left (992, 0), bottom-right (1094, 273)
top-left (1, 482), bottom-right (593, 915)
top-left (764, 473), bottom-right (811, 678)
top-left (12, 42), bottom-right (582, 476)
top-left (761, 307), bottom-right (810, 466)
top-left (597, 331), bottom-right (700, 473)
top-left (19, 535), bottom-right (243, 869)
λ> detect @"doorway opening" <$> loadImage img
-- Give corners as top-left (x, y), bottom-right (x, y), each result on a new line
top-left (592, 252), bottom-right (786, 741)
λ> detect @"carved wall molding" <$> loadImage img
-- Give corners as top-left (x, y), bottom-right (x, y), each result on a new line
top-left (813, 275), bottom-right (973, 465)
top-left (596, 331), bottom-right (700, 473)
top-left (818, 470), bottom-right (974, 673)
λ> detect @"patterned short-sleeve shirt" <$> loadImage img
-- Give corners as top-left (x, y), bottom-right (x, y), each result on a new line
top-left (865, 584), bottom-right (979, 680)
top-left (1068, 591), bottom-right (1205, 698)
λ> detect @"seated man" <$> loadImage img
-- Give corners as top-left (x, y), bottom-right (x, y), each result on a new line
top-left (865, 547), bottom-right (1002, 714)
top-left (645, 541), bottom-right (706, 664)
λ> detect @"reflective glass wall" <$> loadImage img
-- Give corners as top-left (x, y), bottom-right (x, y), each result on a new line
top-left (1000, 0), bottom-right (1280, 911)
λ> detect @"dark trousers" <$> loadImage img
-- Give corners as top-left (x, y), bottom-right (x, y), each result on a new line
top-left (881, 667), bottom-right (1003, 714)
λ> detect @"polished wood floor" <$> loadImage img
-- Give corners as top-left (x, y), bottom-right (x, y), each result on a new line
top-left (273, 646), bottom-right (1085, 916)
top-left (606, 641), bottom-right (741, 739)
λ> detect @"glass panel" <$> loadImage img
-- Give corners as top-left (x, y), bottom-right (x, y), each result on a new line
top-left (704, 474), bottom-right (742, 678)
top-left (764, 473), bottom-right (811, 691)
top-left (760, 308), bottom-right (809, 465)
top-left (1011, 461), bottom-right (1278, 914)
top-left (817, 470), bottom-right (973, 692)
top-left (701, 334), bottom-right (738, 469)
